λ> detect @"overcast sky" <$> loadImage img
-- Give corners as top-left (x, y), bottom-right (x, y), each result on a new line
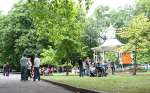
top-left (0, 0), bottom-right (19, 14)
top-left (0, 0), bottom-right (135, 15)
top-left (88, 0), bottom-right (135, 16)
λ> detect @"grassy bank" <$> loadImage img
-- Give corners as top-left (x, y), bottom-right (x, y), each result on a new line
top-left (42, 72), bottom-right (150, 93)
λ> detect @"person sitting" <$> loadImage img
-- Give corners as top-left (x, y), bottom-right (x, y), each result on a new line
top-left (89, 64), bottom-right (96, 77)
top-left (96, 62), bottom-right (105, 77)
top-left (44, 67), bottom-right (50, 76)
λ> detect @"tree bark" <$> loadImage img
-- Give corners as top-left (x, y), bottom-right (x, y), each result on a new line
top-left (133, 64), bottom-right (137, 75)
top-left (132, 50), bottom-right (137, 75)
top-left (66, 61), bottom-right (69, 76)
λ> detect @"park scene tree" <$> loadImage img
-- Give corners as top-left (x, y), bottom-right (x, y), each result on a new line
top-left (0, 0), bottom-right (150, 93)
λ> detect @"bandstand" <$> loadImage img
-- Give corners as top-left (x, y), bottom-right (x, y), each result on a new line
top-left (91, 25), bottom-right (126, 66)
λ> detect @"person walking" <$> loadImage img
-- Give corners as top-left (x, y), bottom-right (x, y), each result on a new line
top-left (33, 54), bottom-right (40, 81)
top-left (20, 54), bottom-right (28, 81)
top-left (3, 62), bottom-right (10, 77)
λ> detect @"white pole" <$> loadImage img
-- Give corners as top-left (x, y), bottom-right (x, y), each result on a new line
top-left (93, 49), bottom-right (96, 63)
top-left (119, 52), bottom-right (124, 71)
top-left (103, 51), bottom-right (105, 63)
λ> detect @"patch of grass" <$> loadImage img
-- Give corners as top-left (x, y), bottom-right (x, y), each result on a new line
top-left (42, 72), bottom-right (150, 93)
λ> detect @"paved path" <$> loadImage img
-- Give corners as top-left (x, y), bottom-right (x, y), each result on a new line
top-left (0, 73), bottom-right (73, 93)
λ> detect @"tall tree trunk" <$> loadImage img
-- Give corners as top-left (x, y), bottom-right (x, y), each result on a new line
top-left (133, 64), bottom-right (137, 75)
top-left (132, 50), bottom-right (137, 75)
top-left (66, 61), bottom-right (69, 76)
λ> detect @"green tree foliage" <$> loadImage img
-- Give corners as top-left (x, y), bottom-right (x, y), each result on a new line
top-left (41, 46), bottom-right (56, 65)
top-left (0, 3), bottom-right (49, 70)
top-left (119, 14), bottom-right (150, 53)
top-left (82, 5), bottom-right (133, 58)
top-left (137, 52), bottom-right (150, 64)
top-left (26, 0), bottom-right (86, 73)
top-left (28, 0), bottom-right (83, 42)
top-left (135, 0), bottom-right (150, 18)
top-left (109, 7), bottom-right (134, 28)
top-left (54, 38), bottom-right (80, 62)
top-left (118, 14), bottom-right (150, 75)
top-left (79, 0), bottom-right (94, 12)
top-left (92, 6), bottom-right (133, 28)
top-left (121, 0), bottom-right (150, 64)
top-left (105, 52), bottom-right (118, 62)
top-left (55, 38), bottom-right (81, 75)
top-left (81, 18), bottom-right (99, 58)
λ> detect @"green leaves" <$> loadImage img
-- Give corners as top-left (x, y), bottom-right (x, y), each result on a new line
top-left (105, 52), bottom-right (118, 62)
top-left (27, 0), bottom-right (86, 66)
top-left (41, 46), bottom-right (56, 65)
top-left (136, 0), bottom-right (150, 18)
top-left (118, 14), bottom-right (150, 63)
top-left (119, 14), bottom-right (150, 51)
top-left (29, 0), bottom-right (82, 42)
top-left (54, 38), bottom-right (80, 62)
top-left (0, 3), bottom-right (49, 70)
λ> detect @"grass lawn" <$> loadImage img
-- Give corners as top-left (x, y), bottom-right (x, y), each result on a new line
top-left (42, 72), bottom-right (150, 93)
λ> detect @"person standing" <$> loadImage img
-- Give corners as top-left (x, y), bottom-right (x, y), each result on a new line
top-left (20, 55), bottom-right (28, 81)
top-left (3, 62), bottom-right (10, 77)
top-left (33, 54), bottom-right (40, 81)
top-left (82, 60), bottom-right (86, 76)
top-left (78, 58), bottom-right (83, 77)
top-left (3, 63), bottom-right (6, 76)
top-left (85, 57), bottom-right (90, 76)
top-left (110, 61), bottom-right (115, 75)
top-left (27, 58), bottom-right (32, 80)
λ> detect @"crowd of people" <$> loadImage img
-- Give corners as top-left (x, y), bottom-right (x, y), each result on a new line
top-left (2, 54), bottom-right (50, 81)
top-left (2, 55), bottom-right (116, 79)
top-left (78, 57), bottom-right (115, 77)
top-left (40, 66), bottom-right (55, 76)
top-left (20, 54), bottom-right (40, 81)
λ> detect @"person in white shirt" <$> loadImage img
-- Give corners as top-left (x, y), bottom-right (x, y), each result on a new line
top-left (27, 58), bottom-right (32, 80)
top-left (33, 55), bottom-right (40, 81)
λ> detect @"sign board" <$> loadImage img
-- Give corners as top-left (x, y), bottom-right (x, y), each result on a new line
top-left (122, 53), bottom-right (133, 64)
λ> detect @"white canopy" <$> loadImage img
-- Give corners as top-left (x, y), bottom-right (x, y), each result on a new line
top-left (101, 38), bottom-right (124, 51)
top-left (91, 46), bottom-right (102, 52)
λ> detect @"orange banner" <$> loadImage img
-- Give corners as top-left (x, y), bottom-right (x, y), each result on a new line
top-left (122, 53), bottom-right (132, 64)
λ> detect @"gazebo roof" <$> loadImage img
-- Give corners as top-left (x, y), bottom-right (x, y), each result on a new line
top-left (100, 25), bottom-right (124, 51)
top-left (91, 25), bottom-right (124, 52)
top-left (91, 46), bottom-right (102, 52)
top-left (102, 25), bottom-right (116, 39)
top-left (101, 38), bottom-right (124, 51)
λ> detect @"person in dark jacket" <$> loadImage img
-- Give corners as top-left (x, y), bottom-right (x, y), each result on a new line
top-left (20, 55), bottom-right (28, 81)
top-left (3, 62), bottom-right (10, 77)
top-left (110, 61), bottom-right (115, 75)
top-left (78, 58), bottom-right (83, 77)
